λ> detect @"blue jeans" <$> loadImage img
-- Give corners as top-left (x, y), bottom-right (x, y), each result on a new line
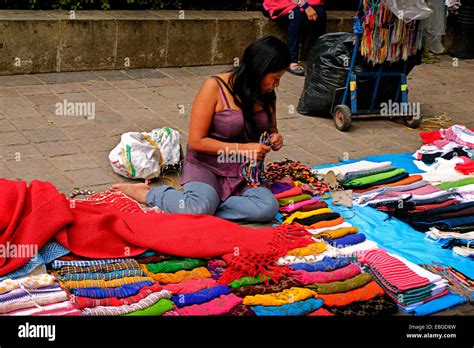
top-left (146, 182), bottom-right (279, 222)
top-left (276, 5), bottom-right (327, 63)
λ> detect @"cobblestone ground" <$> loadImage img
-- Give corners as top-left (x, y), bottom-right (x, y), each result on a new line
top-left (0, 55), bottom-right (473, 314)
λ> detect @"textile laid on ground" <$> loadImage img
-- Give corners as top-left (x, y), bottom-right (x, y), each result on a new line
top-left (0, 179), bottom-right (312, 285)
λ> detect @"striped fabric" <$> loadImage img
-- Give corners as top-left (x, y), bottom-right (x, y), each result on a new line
top-left (358, 249), bottom-right (430, 293)
top-left (0, 285), bottom-right (69, 314)
top-left (82, 290), bottom-right (172, 316)
top-left (51, 258), bottom-right (130, 270)
top-left (56, 260), bottom-right (140, 275)
top-left (70, 281), bottom-right (153, 299)
top-left (62, 276), bottom-right (152, 289)
top-left (5, 300), bottom-right (81, 316)
top-left (73, 283), bottom-right (163, 309)
top-left (58, 269), bottom-right (146, 281)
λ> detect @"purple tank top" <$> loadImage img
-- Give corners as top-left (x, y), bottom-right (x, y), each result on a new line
top-left (180, 76), bottom-right (271, 201)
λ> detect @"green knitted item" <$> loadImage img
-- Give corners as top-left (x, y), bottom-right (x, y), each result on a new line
top-left (125, 299), bottom-right (174, 316)
top-left (278, 194), bottom-right (312, 207)
top-left (229, 275), bottom-right (270, 289)
top-left (438, 177), bottom-right (474, 190)
top-left (344, 168), bottom-right (406, 187)
top-left (146, 258), bottom-right (206, 274)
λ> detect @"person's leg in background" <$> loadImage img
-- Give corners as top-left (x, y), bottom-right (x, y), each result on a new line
top-left (146, 182), bottom-right (220, 215)
top-left (215, 187), bottom-right (279, 222)
top-left (310, 5), bottom-right (327, 41)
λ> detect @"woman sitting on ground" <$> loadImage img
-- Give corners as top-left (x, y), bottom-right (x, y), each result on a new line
top-left (110, 36), bottom-right (290, 222)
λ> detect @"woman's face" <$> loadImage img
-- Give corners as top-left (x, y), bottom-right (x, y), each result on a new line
top-left (260, 70), bottom-right (286, 93)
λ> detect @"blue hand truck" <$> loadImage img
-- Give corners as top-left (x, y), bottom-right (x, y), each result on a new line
top-left (330, 0), bottom-right (423, 131)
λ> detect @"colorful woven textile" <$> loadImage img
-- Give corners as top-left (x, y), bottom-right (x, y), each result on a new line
top-left (146, 258), bottom-right (207, 274)
top-left (279, 198), bottom-right (322, 213)
top-left (51, 259), bottom-right (130, 270)
top-left (358, 249), bottom-right (431, 293)
top-left (291, 264), bottom-right (361, 285)
top-left (283, 208), bottom-right (333, 225)
top-left (62, 276), bottom-right (152, 289)
top-left (318, 227), bottom-right (358, 239)
top-left (232, 278), bottom-right (301, 297)
top-left (307, 307), bottom-right (335, 316)
top-left (278, 194), bottom-right (313, 207)
top-left (73, 282), bottom-right (163, 309)
top-left (251, 298), bottom-right (323, 316)
top-left (162, 278), bottom-right (218, 295)
top-left (307, 273), bottom-right (373, 294)
top-left (3, 300), bottom-right (81, 316)
top-left (289, 257), bottom-right (352, 272)
top-left (229, 275), bottom-right (271, 289)
top-left (0, 274), bottom-right (55, 294)
top-left (125, 298), bottom-right (174, 316)
top-left (0, 285), bottom-right (69, 314)
top-left (243, 287), bottom-right (316, 306)
top-left (56, 259), bottom-right (141, 275)
top-left (274, 187), bottom-right (303, 200)
top-left (172, 285), bottom-right (231, 307)
top-left (317, 280), bottom-right (385, 307)
top-left (58, 269), bottom-right (146, 281)
top-left (164, 293), bottom-right (242, 316)
top-left (324, 233), bottom-right (366, 248)
top-left (82, 290), bottom-right (172, 316)
top-left (287, 242), bottom-right (327, 257)
top-left (326, 295), bottom-right (398, 316)
top-left (223, 303), bottom-right (256, 316)
top-left (140, 266), bottom-right (211, 284)
top-left (70, 281), bottom-right (153, 298)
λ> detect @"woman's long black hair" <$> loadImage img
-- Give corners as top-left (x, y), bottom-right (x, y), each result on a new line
top-left (228, 36), bottom-right (291, 141)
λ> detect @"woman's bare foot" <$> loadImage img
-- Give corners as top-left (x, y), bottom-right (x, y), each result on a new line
top-left (109, 183), bottom-right (150, 204)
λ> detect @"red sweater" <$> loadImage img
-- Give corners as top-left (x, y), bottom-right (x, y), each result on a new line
top-left (263, 0), bottom-right (325, 19)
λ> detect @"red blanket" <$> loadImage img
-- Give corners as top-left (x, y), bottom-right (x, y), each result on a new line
top-left (0, 179), bottom-right (311, 282)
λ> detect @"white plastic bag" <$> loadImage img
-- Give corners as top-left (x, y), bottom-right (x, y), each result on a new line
top-left (109, 127), bottom-right (181, 179)
top-left (382, 0), bottom-right (434, 22)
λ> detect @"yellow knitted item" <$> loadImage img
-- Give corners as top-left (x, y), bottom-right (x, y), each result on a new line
top-left (63, 276), bottom-right (152, 289)
top-left (287, 242), bottom-right (327, 257)
top-left (318, 227), bottom-right (358, 239)
top-left (140, 265), bottom-right (211, 284)
top-left (243, 287), bottom-right (317, 306)
top-left (283, 208), bottom-right (333, 225)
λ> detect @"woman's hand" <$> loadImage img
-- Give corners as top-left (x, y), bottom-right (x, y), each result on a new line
top-left (270, 133), bottom-right (284, 151)
top-left (305, 6), bottom-right (318, 21)
top-left (241, 143), bottom-right (272, 160)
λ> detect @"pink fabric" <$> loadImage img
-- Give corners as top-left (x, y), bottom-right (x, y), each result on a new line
top-left (162, 278), bottom-right (218, 295)
top-left (263, 0), bottom-right (325, 19)
top-left (163, 293), bottom-right (242, 316)
top-left (290, 264), bottom-right (361, 285)
top-left (279, 198), bottom-right (320, 213)
top-left (375, 185), bottom-right (441, 201)
top-left (207, 259), bottom-right (227, 268)
top-left (274, 187), bottom-right (303, 200)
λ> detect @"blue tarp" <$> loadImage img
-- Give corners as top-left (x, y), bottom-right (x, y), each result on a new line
top-left (313, 153), bottom-right (423, 175)
top-left (311, 153), bottom-right (473, 279)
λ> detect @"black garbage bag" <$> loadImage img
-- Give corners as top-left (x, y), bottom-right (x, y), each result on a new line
top-left (297, 32), bottom-right (356, 117)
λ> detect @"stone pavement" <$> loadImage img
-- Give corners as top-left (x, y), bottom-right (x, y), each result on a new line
top-left (0, 56), bottom-right (473, 315)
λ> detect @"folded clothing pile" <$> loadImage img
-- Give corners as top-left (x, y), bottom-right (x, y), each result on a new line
top-left (357, 249), bottom-right (462, 315)
top-left (0, 270), bottom-right (80, 316)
